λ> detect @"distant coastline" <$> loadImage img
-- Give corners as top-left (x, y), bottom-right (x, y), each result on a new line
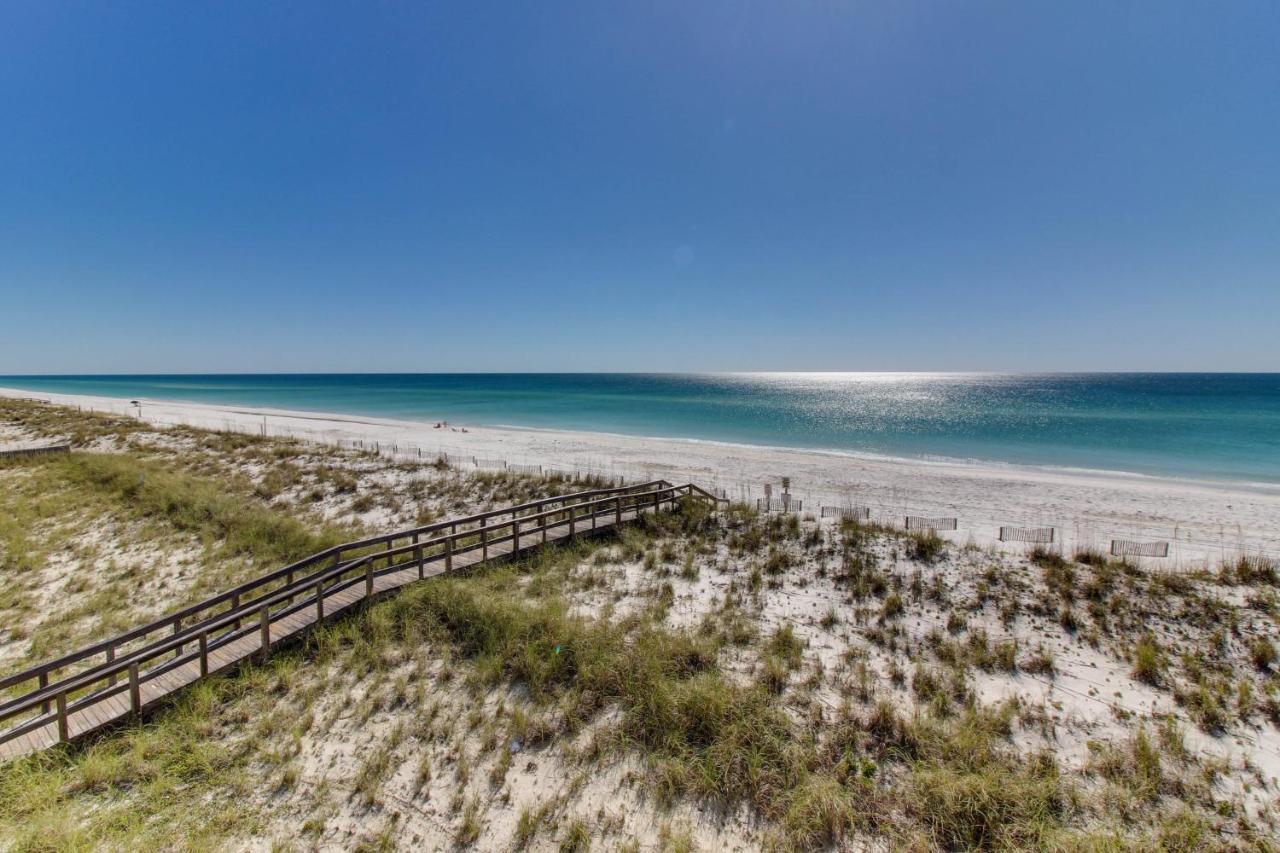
top-left (4, 384), bottom-right (1280, 567)
top-left (1, 372), bottom-right (1277, 485)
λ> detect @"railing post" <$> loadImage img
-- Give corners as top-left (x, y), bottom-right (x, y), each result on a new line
top-left (39, 672), bottom-right (49, 714)
top-left (569, 504), bottom-right (576, 538)
top-left (542, 513), bottom-right (548, 544)
top-left (259, 606), bottom-right (270, 653)
top-left (445, 536), bottom-right (453, 572)
top-left (512, 518), bottom-right (520, 552)
top-left (232, 593), bottom-right (241, 631)
top-left (199, 632), bottom-right (209, 677)
top-left (365, 561), bottom-right (374, 597)
top-left (315, 582), bottom-right (325, 620)
top-left (129, 663), bottom-right (141, 715)
top-left (173, 619), bottom-right (183, 659)
top-left (616, 496), bottom-right (623, 525)
top-left (482, 523), bottom-right (488, 561)
top-left (592, 499), bottom-right (597, 530)
top-left (56, 692), bottom-right (68, 742)
top-left (107, 646), bottom-right (116, 687)
top-left (414, 533), bottom-right (424, 579)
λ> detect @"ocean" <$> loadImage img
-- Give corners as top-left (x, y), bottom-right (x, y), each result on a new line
top-left (2, 373), bottom-right (1278, 484)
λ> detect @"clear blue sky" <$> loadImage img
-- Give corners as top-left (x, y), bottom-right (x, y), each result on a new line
top-left (1, 2), bottom-right (1277, 373)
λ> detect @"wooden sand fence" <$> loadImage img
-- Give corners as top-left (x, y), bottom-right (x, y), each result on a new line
top-left (998, 526), bottom-right (1056, 544)
top-left (1111, 539), bottom-right (1170, 558)
top-left (904, 515), bottom-right (958, 532)
top-left (0, 443), bottom-right (70, 461)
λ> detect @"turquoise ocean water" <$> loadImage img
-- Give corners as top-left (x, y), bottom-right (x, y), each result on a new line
top-left (1, 373), bottom-right (1277, 484)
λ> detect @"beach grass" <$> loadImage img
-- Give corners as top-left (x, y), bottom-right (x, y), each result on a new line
top-left (1, 396), bottom-right (1277, 850)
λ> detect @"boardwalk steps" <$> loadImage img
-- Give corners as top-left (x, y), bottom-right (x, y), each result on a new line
top-left (0, 480), bottom-right (722, 761)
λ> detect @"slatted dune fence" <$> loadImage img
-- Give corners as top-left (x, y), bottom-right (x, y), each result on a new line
top-left (1111, 539), bottom-right (1170, 558)
top-left (0, 443), bottom-right (71, 460)
top-left (474, 458), bottom-right (508, 470)
top-left (905, 515), bottom-right (958, 531)
top-left (507, 463), bottom-right (542, 475)
top-left (0, 480), bottom-right (725, 761)
top-left (821, 505), bottom-right (871, 521)
top-left (757, 497), bottom-right (803, 513)
top-left (999, 526), bottom-right (1056, 544)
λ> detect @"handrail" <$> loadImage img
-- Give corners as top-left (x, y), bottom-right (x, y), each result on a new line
top-left (0, 478), bottom-right (673, 693)
top-left (0, 481), bottom-right (716, 750)
top-left (0, 484), bottom-right (695, 737)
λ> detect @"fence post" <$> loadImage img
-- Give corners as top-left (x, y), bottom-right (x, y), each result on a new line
top-left (512, 518), bottom-right (520, 552)
top-left (39, 672), bottom-right (49, 714)
top-left (199, 633), bottom-right (209, 677)
top-left (414, 534), bottom-right (423, 579)
top-left (173, 619), bottom-right (183, 659)
top-left (56, 692), bottom-right (68, 742)
top-left (482, 523), bottom-right (488, 561)
top-left (232, 593), bottom-right (241, 631)
top-left (129, 663), bottom-right (141, 715)
top-left (106, 646), bottom-right (116, 687)
top-left (616, 496), bottom-right (623, 526)
top-left (569, 504), bottom-right (576, 538)
top-left (315, 582), bottom-right (325, 620)
top-left (259, 606), bottom-right (270, 653)
top-left (365, 561), bottom-right (374, 597)
top-left (445, 536), bottom-right (453, 572)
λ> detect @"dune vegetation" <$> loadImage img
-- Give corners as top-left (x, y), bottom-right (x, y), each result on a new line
top-left (0, 398), bottom-right (1278, 851)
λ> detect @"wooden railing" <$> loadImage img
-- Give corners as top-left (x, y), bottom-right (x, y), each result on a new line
top-left (0, 480), bottom-right (723, 753)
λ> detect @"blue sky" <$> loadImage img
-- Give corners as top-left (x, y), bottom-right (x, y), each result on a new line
top-left (1, 2), bottom-right (1277, 373)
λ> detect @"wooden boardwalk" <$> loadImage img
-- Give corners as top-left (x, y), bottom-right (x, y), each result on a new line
top-left (0, 480), bottom-right (720, 762)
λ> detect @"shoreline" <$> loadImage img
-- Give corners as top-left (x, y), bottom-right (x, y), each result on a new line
top-left (486, 420), bottom-right (1280, 495)
top-left (4, 385), bottom-right (1280, 564)
top-left (3, 384), bottom-right (1275, 495)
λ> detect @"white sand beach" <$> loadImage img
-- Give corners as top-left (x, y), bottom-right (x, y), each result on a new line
top-left (6, 385), bottom-right (1278, 569)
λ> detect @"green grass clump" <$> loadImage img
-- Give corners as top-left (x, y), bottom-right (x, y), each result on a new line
top-left (1249, 636), bottom-right (1276, 671)
top-left (761, 623), bottom-right (804, 693)
top-left (777, 773), bottom-right (864, 849)
top-left (379, 564), bottom-right (805, 813)
top-left (1131, 634), bottom-right (1166, 686)
top-left (1222, 555), bottom-right (1278, 586)
top-left (905, 709), bottom-right (1062, 850)
top-left (907, 531), bottom-right (944, 563)
top-left (55, 453), bottom-right (347, 566)
top-left (1030, 547), bottom-right (1067, 570)
top-left (0, 661), bottom-right (291, 849)
top-left (1073, 548), bottom-right (1109, 567)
